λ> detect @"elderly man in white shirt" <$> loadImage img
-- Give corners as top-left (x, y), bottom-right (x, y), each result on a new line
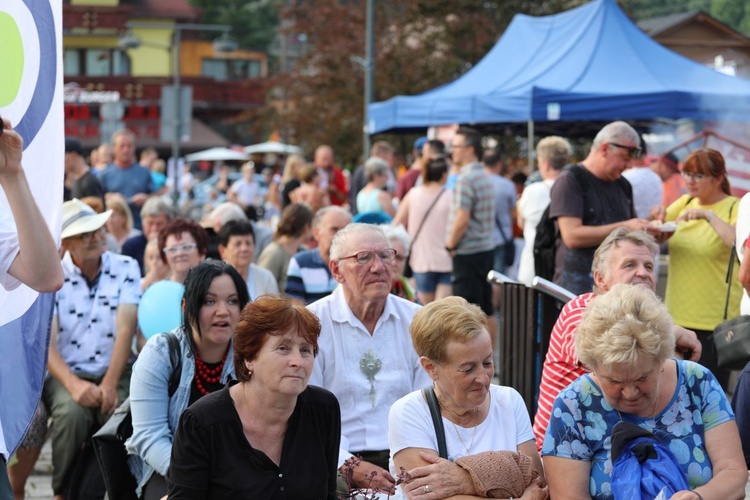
top-left (308, 223), bottom-right (430, 494)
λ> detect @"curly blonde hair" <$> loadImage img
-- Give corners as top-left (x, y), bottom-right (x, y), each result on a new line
top-left (575, 284), bottom-right (674, 369)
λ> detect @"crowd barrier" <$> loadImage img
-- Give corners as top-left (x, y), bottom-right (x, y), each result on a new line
top-left (488, 272), bottom-right (574, 418)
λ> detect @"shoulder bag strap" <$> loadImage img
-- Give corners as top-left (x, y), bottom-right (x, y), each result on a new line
top-left (721, 199), bottom-right (740, 321)
top-left (411, 188), bottom-right (446, 247)
top-left (422, 386), bottom-right (447, 459)
top-left (164, 332), bottom-right (183, 397)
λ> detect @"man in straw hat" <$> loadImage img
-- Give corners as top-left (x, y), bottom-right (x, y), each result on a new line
top-left (42, 198), bottom-right (141, 498)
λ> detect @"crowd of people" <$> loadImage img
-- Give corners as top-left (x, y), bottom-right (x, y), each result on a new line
top-left (2, 118), bottom-right (750, 500)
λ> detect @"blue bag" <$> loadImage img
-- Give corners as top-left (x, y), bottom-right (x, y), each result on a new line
top-left (610, 421), bottom-right (689, 500)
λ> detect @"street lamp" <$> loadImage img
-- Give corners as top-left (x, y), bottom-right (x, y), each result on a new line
top-left (118, 22), bottom-right (237, 206)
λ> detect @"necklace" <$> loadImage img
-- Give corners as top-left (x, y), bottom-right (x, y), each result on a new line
top-left (194, 347), bottom-right (229, 396)
top-left (450, 417), bottom-right (478, 455)
top-left (435, 388), bottom-right (486, 456)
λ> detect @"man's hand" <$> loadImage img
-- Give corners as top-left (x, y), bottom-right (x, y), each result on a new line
top-left (130, 193), bottom-right (148, 207)
top-left (0, 117), bottom-right (24, 180)
top-left (402, 452), bottom-right (473, 499)
top-left (344, 459), bottom-right (396, 494)
top-left (67, 377), bottom-right (103, 408)
top-left (623, 217), bottom-right (660, 235)
top-left (673, 325), bottom-right (702, 362)
top-left (98, 381), bottom-right (119, 414)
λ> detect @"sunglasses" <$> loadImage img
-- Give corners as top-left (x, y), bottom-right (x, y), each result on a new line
top-left (609, 142), bottom-right (643, 159)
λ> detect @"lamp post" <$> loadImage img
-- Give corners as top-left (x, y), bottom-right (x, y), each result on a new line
top-left (363, 0), bottom-right (374, 160)
top-left (119, 22), bottom-right (236, 206)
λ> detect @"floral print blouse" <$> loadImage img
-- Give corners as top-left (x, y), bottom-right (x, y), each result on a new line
top-left (542, 360), bottom-right (733, 499)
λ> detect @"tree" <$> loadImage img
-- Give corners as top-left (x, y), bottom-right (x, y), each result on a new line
top-left (188, 0), bottom-right (280, 52)
top-left (271, 1), bottom-right (589, 165)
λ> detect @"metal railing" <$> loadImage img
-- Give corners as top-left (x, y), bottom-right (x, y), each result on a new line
top-left (488, 271), bottom-right (574, 417)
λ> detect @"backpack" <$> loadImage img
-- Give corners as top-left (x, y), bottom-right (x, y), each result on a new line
top-left (87, 332), bottom-right (183, 500)
top-left (533, 164), bottom-right (633, 281)
top-left (533, 165), bottom-right (586, 281)
top-left (610, 421), bottom-right (689, 499)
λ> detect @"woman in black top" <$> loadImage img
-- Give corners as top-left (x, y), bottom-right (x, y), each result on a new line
top-left (168, 295), bottom-right (341, 499)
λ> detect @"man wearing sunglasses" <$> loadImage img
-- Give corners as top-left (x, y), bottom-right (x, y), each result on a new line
top-left (548, 121), bottom-right (658, 295)
top-left (33, 199), bottom-right (141, 498)
top-left (308, 223), bottom-right (430, 495)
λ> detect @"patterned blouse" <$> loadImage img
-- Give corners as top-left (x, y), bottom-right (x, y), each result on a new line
top-left (542, 360), bottom-right (734, 499)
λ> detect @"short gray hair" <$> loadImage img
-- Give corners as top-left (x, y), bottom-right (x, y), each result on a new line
top-left (312, 205), bottom-right (351, 229)
top-left (329, 223), bottom-right (386, 261)
top-left (591, 121), bottom-right (640, 150)
top-left (382, 224), bottom-right (410, 254)
top-left (211, 202), bottom-right (248, 227)
top-left (364, 157), bottom-right (390, 182)
top-left (537, 136), bottom-right (573, 171)
top-left (141, 197), bottom-right (176, 219)
top-left (591, 228), bottom-right (658, 294)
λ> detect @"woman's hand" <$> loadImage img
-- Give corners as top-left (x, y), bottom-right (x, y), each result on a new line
top-left (649, 205), bottom-right (666, 221)
top-left (669, 490), bottom-right (703, 500)
top-left (520, 477), bottom-right (549, 500)
top-left (402, 452), bottom-right (473, 499)
top-left (676, 209), bottom-right (712, 223)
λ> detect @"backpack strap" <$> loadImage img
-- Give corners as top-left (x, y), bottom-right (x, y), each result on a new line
top-left (422, 386), bottom-right (448, 459)
top-left (164, 332), bottom-right (183, 397)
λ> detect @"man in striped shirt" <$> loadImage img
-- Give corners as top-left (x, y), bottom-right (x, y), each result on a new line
top-left (532, 228), bottom-right (702, 450)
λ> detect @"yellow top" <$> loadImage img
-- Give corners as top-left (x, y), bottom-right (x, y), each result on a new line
top-left (665, 194), bottom-right (740, 331)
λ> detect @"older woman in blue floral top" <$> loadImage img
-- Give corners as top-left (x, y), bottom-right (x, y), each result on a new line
top-left (542, 284), bottom-right (747, 500)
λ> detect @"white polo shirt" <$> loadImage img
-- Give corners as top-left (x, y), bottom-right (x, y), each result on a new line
top-left (307, 287), bottom-right (431, 467)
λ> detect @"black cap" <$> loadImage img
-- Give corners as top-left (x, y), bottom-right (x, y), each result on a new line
top-left (65, 138), bottom-right (83, 156)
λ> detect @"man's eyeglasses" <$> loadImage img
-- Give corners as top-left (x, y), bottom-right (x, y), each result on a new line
top-left (681, 171), bottom-right (706, 182)
top-left (163, 243), bottom-right (197, 255)
top-left (609, 142), bottom-right (643, 159)
top-left (338, 248), bottom-right (397, 265)
top-left (74, 227), bottom-right (104, 244)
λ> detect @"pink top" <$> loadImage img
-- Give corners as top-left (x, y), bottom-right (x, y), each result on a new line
top-left (406, 185), bottom-right (453, 274)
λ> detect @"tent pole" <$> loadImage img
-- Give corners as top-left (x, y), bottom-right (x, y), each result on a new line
top-left (528, 120), bottom-right (535, 171)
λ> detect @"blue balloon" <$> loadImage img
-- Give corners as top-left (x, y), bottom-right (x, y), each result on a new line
top-left (138, 280), bottom-right (185, 339)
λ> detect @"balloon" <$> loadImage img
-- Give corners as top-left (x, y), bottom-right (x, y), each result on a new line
top-left (138, 280), bottom-right (184, 339)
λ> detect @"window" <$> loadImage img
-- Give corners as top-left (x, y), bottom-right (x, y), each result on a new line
top-left (202, 58), bottom-right (262, 81)
top-left (64, 49), bottom-right (131, 77)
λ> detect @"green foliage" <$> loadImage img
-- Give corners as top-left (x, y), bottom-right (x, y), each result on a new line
top-left (188, 0), bottom-right (280, 52)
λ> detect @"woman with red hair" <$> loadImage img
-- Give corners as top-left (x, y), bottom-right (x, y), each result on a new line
top-left (658, 148), bottom-right (740, 390)
top-left (168, 295), bottom-right (341, 499)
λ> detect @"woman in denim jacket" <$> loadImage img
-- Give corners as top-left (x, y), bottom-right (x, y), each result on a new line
top-left (126, 260), bottom-right (250, 499)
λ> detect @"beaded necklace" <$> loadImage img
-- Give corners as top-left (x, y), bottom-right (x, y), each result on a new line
top-left (194, 346), bottom-right (229, 396)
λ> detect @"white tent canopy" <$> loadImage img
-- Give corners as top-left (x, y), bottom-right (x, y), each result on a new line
top-left (244, 141), bottom-right (302, 155)
top-left (185, 147), bottom-right (250, 162)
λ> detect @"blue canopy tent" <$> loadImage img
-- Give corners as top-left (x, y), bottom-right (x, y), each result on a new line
top-left (367, 0), bottom-right (750, 135)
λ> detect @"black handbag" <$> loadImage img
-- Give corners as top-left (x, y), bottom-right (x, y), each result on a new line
top-left (91, 332), bottom-right (182, 500)
top-left (712, 243), bottom-right (750, 370)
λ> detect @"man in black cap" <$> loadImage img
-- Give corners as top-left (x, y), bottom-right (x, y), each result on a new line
top-left (64, 137), bottom-right (105, 206)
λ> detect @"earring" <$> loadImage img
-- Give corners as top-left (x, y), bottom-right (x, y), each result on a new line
top-left (248, 370), bottom-right (253, 378)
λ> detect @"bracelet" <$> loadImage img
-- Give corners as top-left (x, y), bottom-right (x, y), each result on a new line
top-left (706, 211), bottom-right (714, 223)
top-left (692, 491), bottom-right (703, 500)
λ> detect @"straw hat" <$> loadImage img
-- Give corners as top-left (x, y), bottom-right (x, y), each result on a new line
top-left (61, 198), bottom-right (112, 240)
